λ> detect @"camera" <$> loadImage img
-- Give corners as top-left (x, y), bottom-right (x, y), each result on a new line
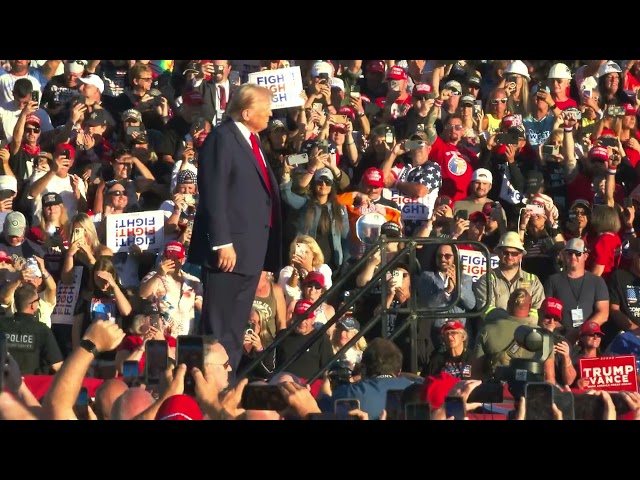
top-left (491, 325), bottom-right (555, 400)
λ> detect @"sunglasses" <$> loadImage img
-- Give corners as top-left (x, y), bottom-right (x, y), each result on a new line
top-left (447, 124), bottom-right (463, 131)
top-left (501, 250), bottom-right (522, 257)
top-left (572, 209), bottom-right (588, 216)
top-left (543, 316), bottom-right (561, 322)
top-left (565, 250), bottom-right (583, 257)
top-left (582, 333), bottom-right (602, 338)
top-left (314, 179), bottom-right (332, 186)
top-left (437, 253), bottom-right (454, 259)
top-left (491, 98), bottom-right (508, 105)
top-left (304, 282), bottom-right (323, 290)
top-left (25, 127), bottom-right (41, 134)
top-left (450, 90), bottom-right (461, 96)
top-left (108, 190), bottom-right (126, 197)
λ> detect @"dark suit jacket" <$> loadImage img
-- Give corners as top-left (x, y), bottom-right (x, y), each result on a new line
top-left (188, 118), bottom-right (283, 276)
top-left (196, 81), bottom-right (239, 125)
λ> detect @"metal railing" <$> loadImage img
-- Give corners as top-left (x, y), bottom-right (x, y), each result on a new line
top-left (237, 237), bottom-right (493, 382)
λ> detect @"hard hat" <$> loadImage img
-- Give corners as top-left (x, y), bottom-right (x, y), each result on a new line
top-left (597, 61), bottom-right (622, 77)
top-left (504, 60), bottom-right (530, 81)
top-left (496, 231), bottom-right (526, 254)
top-left (547, 62), bottom-right (572, 80)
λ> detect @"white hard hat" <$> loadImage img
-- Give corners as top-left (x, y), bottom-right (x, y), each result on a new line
top-left (597, 60), bottom-right (622, 77)
top-left (548, 62), bottom-right (572, 80)
top-left (496, 231), bottom-right (526, 254)
top-left (504, 60), bottom-right (530, 81)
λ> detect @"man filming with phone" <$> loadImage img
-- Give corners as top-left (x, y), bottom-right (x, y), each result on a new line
top-left (0, 78), bottom-right (53, 144)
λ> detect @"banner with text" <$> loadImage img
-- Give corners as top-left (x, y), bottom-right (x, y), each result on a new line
top-left (51, 266), bottom-right (83, 326)
top-left (248, 66), bottom-right (304, 110)
top-left (458, 249), bottom-right (500, 282)
top-left (579, 355), bottom-right (638, 392)
top-left (106, 211), bottom-right (165, 253)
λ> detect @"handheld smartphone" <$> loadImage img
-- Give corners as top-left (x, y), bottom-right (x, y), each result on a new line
top-left (318, 72), bottom-right (329, 83)
top-left (60, 148), bottom-right (71, 159)
top-left (76, 95), bottom-right (87, 105)
top-left (241, 384), bottom-right (288, 411)
top-left (455, 209), bottom-right (469, 221)
top-left (467, 380), bottom-right (504, 404)
top-left (183, 194), bottom-right (198, 207)
top-left (574, 391), bottom-right (632, 420)
top-left (525, 382), bottom-right (555, 420)
top-left (317, 142), bottom-right (329, 155)
top-left (624, 198), bottom-right (634, 208)
top-left (405, 140), bottom-right (425, 151)
top-left (176, 335), bottom-right (204, 397)
top-left (0, 189), bottom-right (13, 202)
top-left (599, 136), bottom-right (618, 147)
top-left (228, 70), bottom-right (241, 86)
top-left (384, 131), bottom-right (394, 145)
top-left (606, 105), bottom-right (625, 117)
top-left (334, 398), bottom-right (360, 419)
top-left (496, 131), bottom-right (519, 145)
top-left (31, 91), bottom-right (39, 103)
top-left (542, 145), bottom-right (560, 156)
top-left (553, 390), bottom-right (575, 420)
top-left (126, 126), bottom-right (141, 136)
top-left (582, 87), bottom-right (592, 98)
top-left (122, 360), bottom-right (140, 387)
top-left (444, 396), bottom-right (466, 420)
top-left (312, 102), bottom-right (324, 113)
top-left (473, 99), bottom-right (482, 114)
top-left (437, 196), bottom-right (451, 208)
top-left (145, 340), bottom-right (168, 387)
top-left (72, 227), bottom-right (85, 244)
top-left (350, 85), bottom-right (361, 99)
top-left (0, 335), bottom-right (6, 393)
top-left (385, 389), bottom-right (405, 420)
top-left (405, 402), bottom-right (431, 420)
top-left (74, 386), bottom-right (90, 421)
top-left (286, 153), bottom-right (309, 166)
top-left (295, 242), bottom-right (308, 258)
top-left (329, 114), bottom-right (348, 125)
top-left (245, 322), bottom-right (255, 337)
top-left (525, 203), bottom-right (545, 215)
top-left (213, 64), bottom-right (225, 75)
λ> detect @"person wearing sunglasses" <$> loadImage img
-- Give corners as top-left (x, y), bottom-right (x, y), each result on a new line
top-left (571, 320), bottom-right (605, 389)
top-left (7, 106), bottom-right (44, 196)
top-left (480, 88), bottom-right (509, 137)
top-left (417, 243), bottom-right (476, 350)
top-left (437, 79), bottom-right (463, 129)
top-left (538, 297), bottom-right (577, 388)
top-left (473, 231), bottom-right (544, 319)
top-left (285, 271), bottom-right (335, 333)
top-left (544, 237), bottom-right (609, 344)
top-left (41, 60), bottom-right (85, 128)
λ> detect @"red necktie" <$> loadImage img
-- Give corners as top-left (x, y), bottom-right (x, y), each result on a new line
top-left (218, 85), bottom-right (227, 110)
top-left (249, 133), bottom-right (273, 227)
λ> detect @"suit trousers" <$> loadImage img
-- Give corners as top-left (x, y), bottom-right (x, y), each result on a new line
top-left (201, 268), bottom-right (261, 381)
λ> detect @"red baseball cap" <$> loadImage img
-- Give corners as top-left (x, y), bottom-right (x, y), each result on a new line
top-left (469, 211), bottom-right (487, 224)
top-left (294, 299), bottom-right (316, 319)
top-left (363, 167), bottom-right (384, 188)
top-left (302, 271), bottom-right (325, 288)
top-left (623, 103), bottom-right (638, 116)
top-left (338, 105), bottom-right (356, 121)
top-left (541, 297), bottom-right (563, 320)
top-left (440, 321), bottom-right (465, 334)
top-left (367, 60), bottom-right (386, 73)
top-left (589, 146), bottom-right (609, 162)
top-left (164, 241), bottom-right (186, 260)
top-left (155, 394), bottom-right (203, 420)
top-left (25, 114), bottom-right (41, 126)
top-left (580, 321), bottom-right (604, 337)
top-left (421, 372), bottom-right (459, 409)
top-left (387, 66), bottom-right (407, 81)
top-left (412, 83), bottom-right (434, 96)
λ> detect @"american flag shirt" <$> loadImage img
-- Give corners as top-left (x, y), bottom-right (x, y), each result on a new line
top-left (384, 161), bottom-right (442, 236)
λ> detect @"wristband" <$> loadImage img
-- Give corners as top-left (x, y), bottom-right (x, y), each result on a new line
top-left (627, 229), bottom-right (635, 235)
top-left (564, 126), bottom-right (573, 132)
top-left (434, 100), bottom-right (443, 108)
top-left (549, 104), bottom-right (557, 110)
top-left (607, 169), bottom-right (617, 175)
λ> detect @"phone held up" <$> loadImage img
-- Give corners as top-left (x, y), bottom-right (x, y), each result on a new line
top-left (176, 335), bottom-right (204, 397)
top-left (145, 339), bottom-right (169, 388)
top-left (241, 384), bottom-right (288, 411)
top-left (444, 396), bottom-right (466, 420)
top-left (525, 382), bottom-right (555, 420)
top-left (334, 398), bottom-right (360, 419)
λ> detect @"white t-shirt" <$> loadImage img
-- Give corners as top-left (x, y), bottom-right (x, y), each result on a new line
top-left (0, 68), bottom-right (48, 104)
top-left (0, 100), bottom-right (53, 142)
top-left (29, 172), bottom-right (86, 225)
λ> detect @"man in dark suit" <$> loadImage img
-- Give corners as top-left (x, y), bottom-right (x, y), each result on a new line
top-left (188, 83), bottom-right (282, 377)
top-left (194, 60), bottom-right (239, 127)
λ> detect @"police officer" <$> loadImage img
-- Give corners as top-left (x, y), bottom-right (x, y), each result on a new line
top-left (0, 283), bottom-right (63, 375)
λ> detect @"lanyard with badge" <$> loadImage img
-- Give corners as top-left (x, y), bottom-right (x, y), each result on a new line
top-left (564, 274), bottom-right (585, 327)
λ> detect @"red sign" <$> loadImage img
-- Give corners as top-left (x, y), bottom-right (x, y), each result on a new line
top-left (579, 355), bottom-right (638, 392)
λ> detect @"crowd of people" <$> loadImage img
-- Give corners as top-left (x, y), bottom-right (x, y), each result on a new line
top-left (1, 59), bottom-right (640, 420)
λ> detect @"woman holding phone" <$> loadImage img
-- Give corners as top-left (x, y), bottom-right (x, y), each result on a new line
top-left (61, 212), bottom-right (112, 285)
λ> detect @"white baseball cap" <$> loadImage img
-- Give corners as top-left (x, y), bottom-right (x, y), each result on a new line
top-left (77, 74), bottom-right (104, 94)
top-left (0, 175), bottom-right (17, 193)
top-left (472, 168), bottom-right (493, 184)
